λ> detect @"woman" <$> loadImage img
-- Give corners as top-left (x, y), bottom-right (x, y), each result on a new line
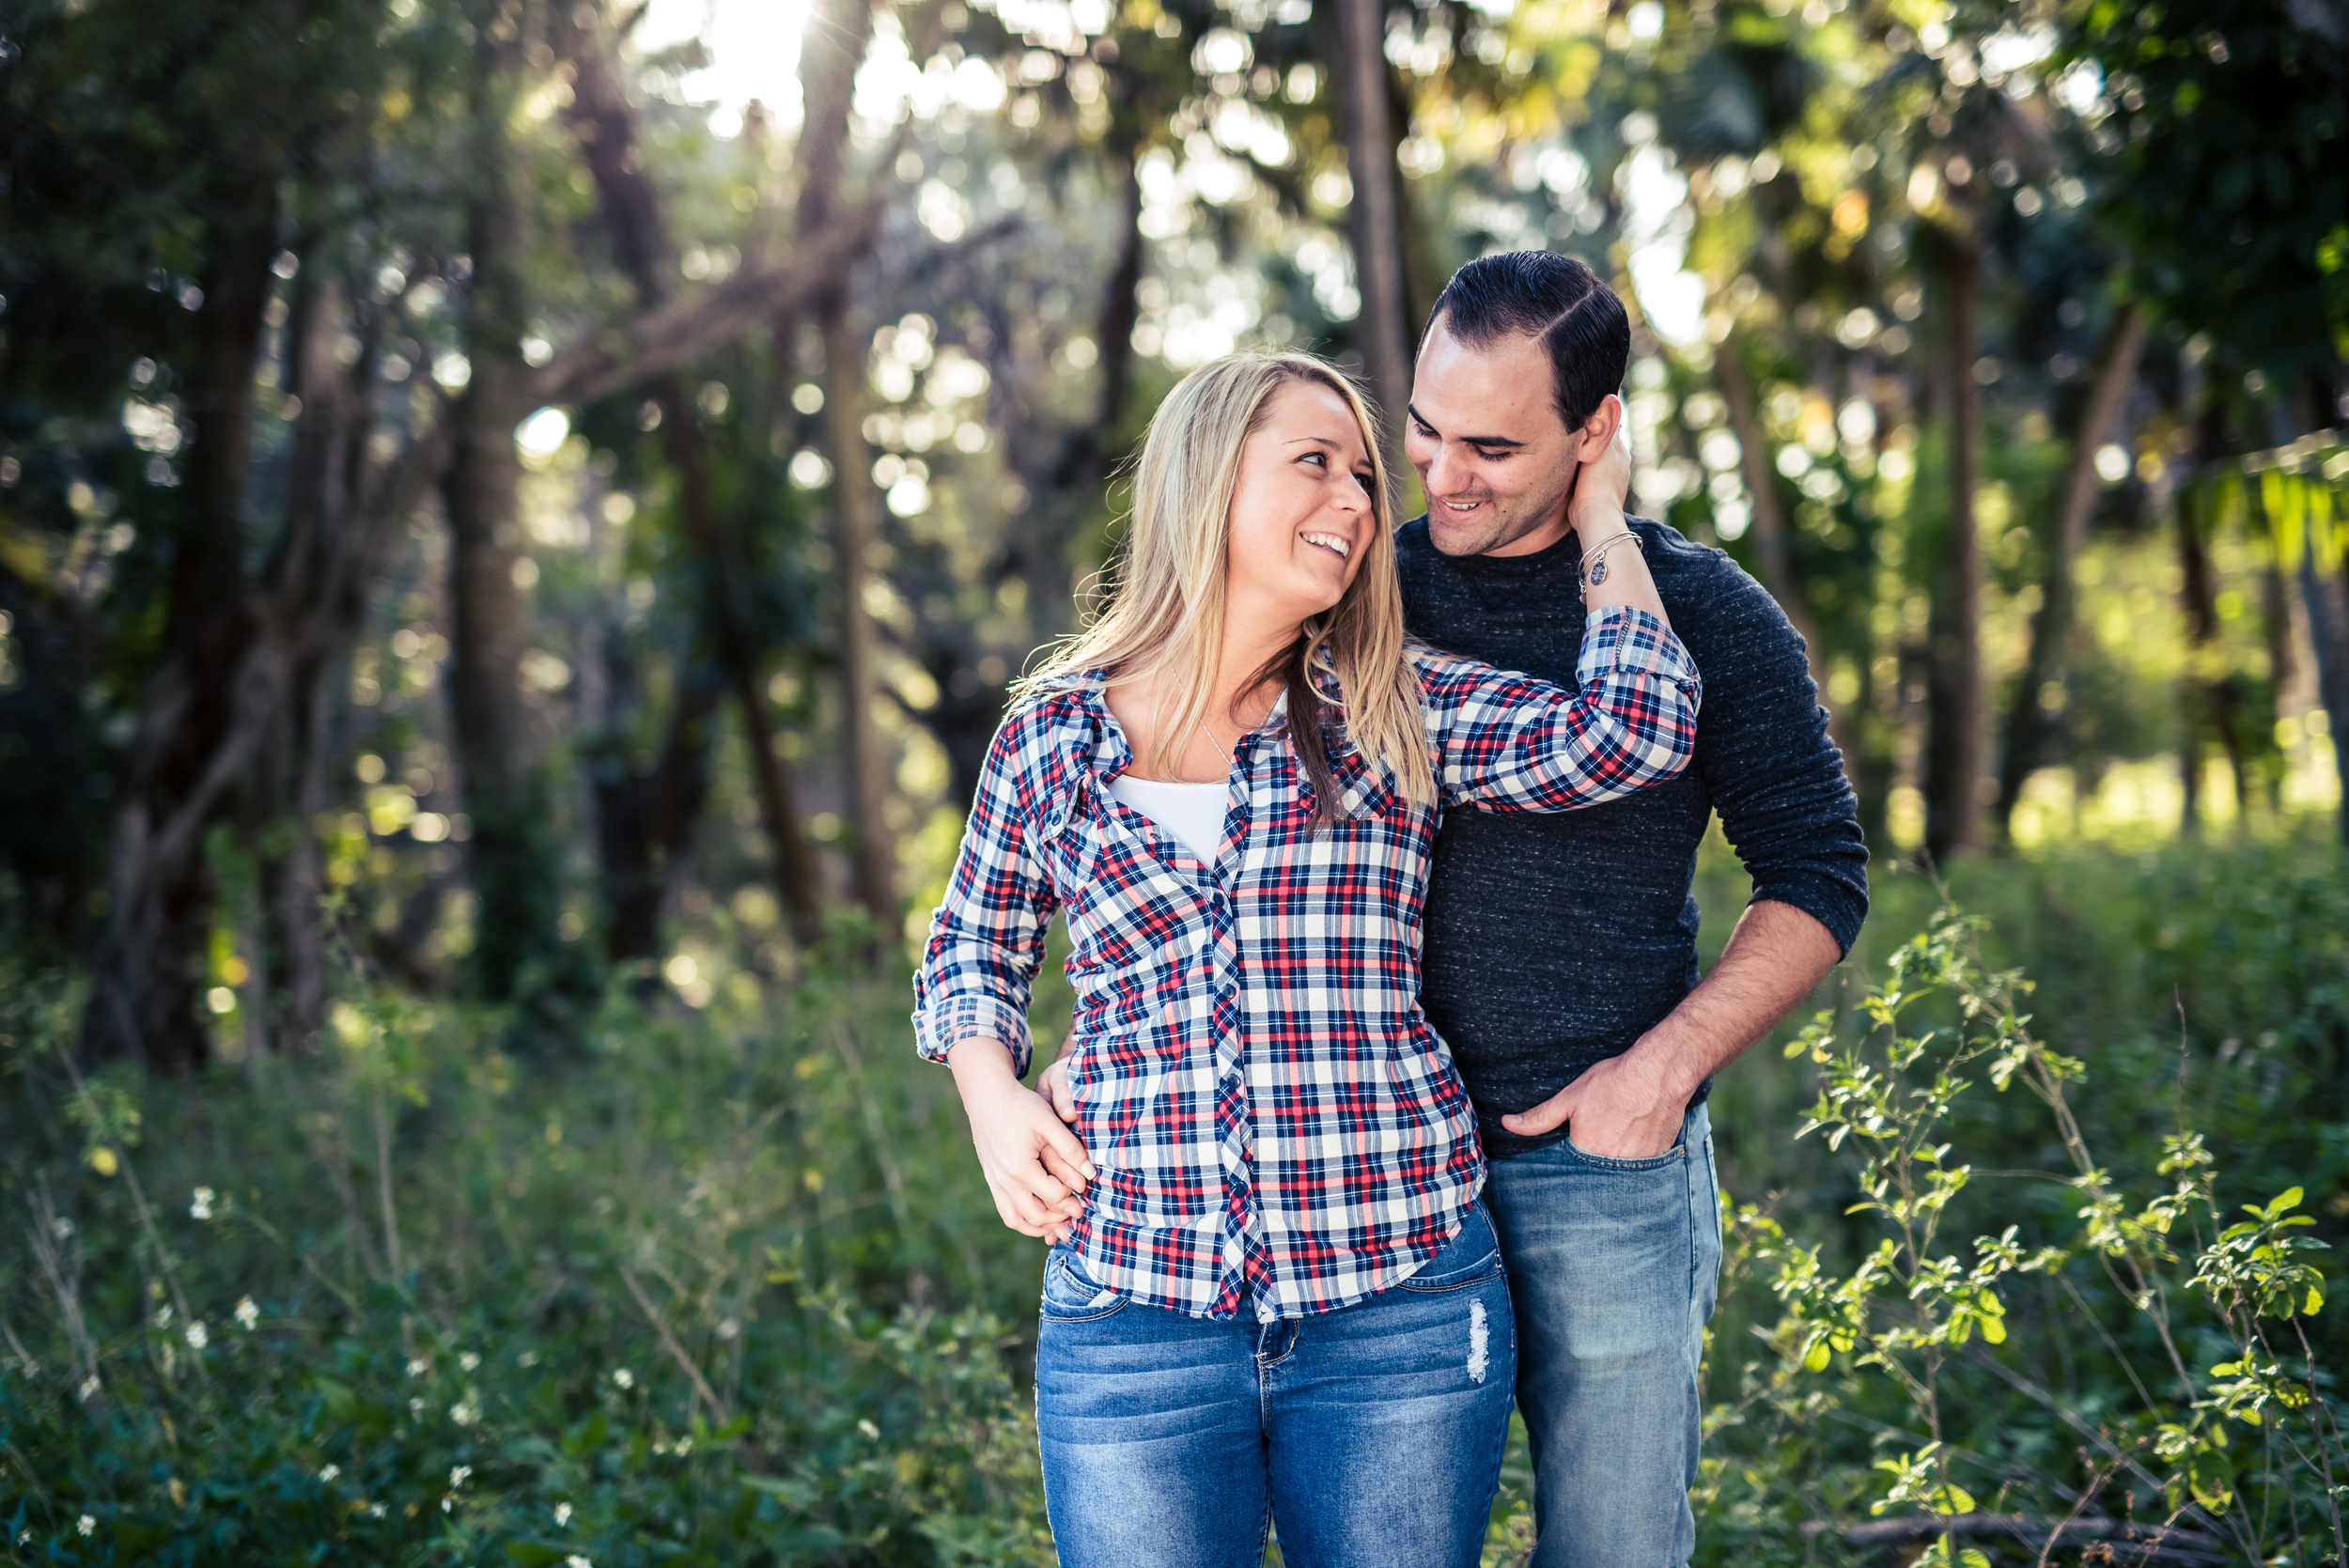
top-left (911, 350), bottom-right (1697, 1568)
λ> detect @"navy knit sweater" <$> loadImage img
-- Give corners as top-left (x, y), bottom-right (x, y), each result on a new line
top-left (1396, 514), bottom-right (1870, 1160)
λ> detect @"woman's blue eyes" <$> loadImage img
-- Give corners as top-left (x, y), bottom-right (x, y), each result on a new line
top-left (1298, 451), bottom-right (1375, 492)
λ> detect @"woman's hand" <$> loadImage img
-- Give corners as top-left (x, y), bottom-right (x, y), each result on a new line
top-left (1567, 419), bottom-right (1668, 627)
top-left (1568, 415), bottom-right (1634, 537)
top-left (949, 1037), bottom-right (1096, 1240)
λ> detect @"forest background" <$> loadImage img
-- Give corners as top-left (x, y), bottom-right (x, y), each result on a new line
top-left (1, 0), bottom-right (2346, 1562)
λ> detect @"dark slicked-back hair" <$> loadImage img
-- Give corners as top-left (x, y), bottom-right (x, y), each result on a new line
top-left (1423, 251), bottom-right (1631, 434)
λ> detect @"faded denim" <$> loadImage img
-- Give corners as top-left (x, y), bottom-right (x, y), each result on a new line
top-left (1484, 1102), bottom-right (1722, 1568)
top-left (1034, 1201), bottom-right (1517, 1568)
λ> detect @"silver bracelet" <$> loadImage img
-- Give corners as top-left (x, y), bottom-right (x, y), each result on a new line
top-left (1578, 529), bottom-right (1641, 592)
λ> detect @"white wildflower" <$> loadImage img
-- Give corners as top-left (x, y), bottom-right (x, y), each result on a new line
top-left (519, 1350), bottom-right (538, 1368)
top-left (611, 1367), bottom-right (633, 1389)
top-left (77, 1514), bottom-right (95, 1537)
top-left (318, 1464), bottom-right (340, 1483)
top-left (405, 1357), bottom-right (429, 1377)
top-left (554, 1501), bottom-right (573, 1526)
top-left (184, 1320), bottom-right (209, 1350)
top-left (857, 1418), bottom-right (879, 1439)
top-left (675, 1436), bottom-right (692, 1455)
top-left (408, 1398), bottom-right (425, 1417)
top-left (440, 1494), bottom-right (454, 1514)
top-left (52, 1217), bottom-right (73, 1239)
top-left (448, 1465), bottom-right (471, 1488)
top-left (459, 1351), bottom-right (480, 1372)
top-left (567, 1556), bottom-right (593, 1568)
top-left (450, 1401), bottom-right (477, 1426)
top-left (716, 1317), bottom-right (739, 1340)
top-left (76, 1376), bottom-right (101, 1403)
top-left (189, 1187), bottom-right (215, 1220)
top-left (234, 1296), bottom-right (258, 1330)
top-left (367, 1501), bottom-right (386, 1518)
top-left (154, 1304), bottom-right (173, 1328)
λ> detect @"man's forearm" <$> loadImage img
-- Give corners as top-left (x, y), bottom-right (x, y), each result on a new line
top-left (1625, 898), bottom-right (1843, 1103)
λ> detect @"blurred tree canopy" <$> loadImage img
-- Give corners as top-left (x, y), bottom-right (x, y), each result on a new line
top-left (1, 0), bottom-right (2345, 1073)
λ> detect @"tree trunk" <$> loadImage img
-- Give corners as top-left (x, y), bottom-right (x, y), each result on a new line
top-left (1331, 0), bottom-right (1411, 449)
top-left (800, 0), bottom-right (897, 936)
top-left (2300, 551), bottom-right (2349, 844)
top-left (1994, 303), bottom-right (2146, 838)
top-left (1923, 241), bottom-right (1985, 865)
top-left (559, 8), bottom-right (822, 950)
top-left (1715, 334), bottom-right (1863, 784)
top-left (444, 41), bottom-right (557, 1000)
top-left (83, 265), bottom-right (441, 1065)
top-left (591, 664), bottom-right (722, 968)
top-left (83, 181), bottom-right (281, 1072)
top-left (2173, 383), bottom-right (2248, 834)
top-left (818, 305), bottom-right (899, 933)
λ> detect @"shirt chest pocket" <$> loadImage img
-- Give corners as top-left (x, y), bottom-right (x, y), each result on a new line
top-left (1031, 786), bottom-right (1100, 904)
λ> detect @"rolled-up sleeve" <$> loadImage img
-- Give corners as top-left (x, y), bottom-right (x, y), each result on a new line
top-left (1700, 571), bottom-right (1869, 955)
top-left (1427, 606), bottom-right (1703, 812)
top-left (912, 714), bottom-right (1058, 1075)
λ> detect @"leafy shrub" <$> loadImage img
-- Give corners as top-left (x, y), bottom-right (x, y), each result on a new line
top-left (0, 968), bottom-right (1054, 1565)
top-left (1694, 905), bottom-right (2343, 1568)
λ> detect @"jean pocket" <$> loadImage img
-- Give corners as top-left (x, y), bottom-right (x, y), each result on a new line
top-left (1399, 1203), bottom-right (1505, 1294)
top-left (1040, 1248), bottom-right (1127, 1322)
top-left (1561, 1127), bottom-right (1689, 1172)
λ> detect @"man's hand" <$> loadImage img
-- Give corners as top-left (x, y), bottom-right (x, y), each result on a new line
top-left (949, 1038), bottom-right (1095, 1240)
top-left (1502, 902), bottom-right (1847, 1158)
top-left (1566, 397), bottom-right (1633, 536)
top-left (1500, 1047), bottom-right (1684, 1159)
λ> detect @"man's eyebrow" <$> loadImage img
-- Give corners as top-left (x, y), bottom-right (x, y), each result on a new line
top-left (1407, 404), bottom-right (1524, 447)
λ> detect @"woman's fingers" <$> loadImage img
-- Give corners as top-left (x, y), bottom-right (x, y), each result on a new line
top-left (960, 1070), bottom-right (1095, 1237)
top-left (1040, 1056), bottom-right (1080, 1122)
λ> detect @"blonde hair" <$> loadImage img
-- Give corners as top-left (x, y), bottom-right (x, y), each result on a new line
top-left (1018, 350), bottom-right (1434, 817)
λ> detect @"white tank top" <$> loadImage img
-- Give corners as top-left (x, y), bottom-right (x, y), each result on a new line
top-left (1103, 774), bottom-right (1228, 864)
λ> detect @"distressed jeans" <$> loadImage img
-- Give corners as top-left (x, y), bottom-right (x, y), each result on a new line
top-left (1034, 1201), bottom-right (1517, 1568)
top-left (1484, 1102), bottom-right (1722, 1568)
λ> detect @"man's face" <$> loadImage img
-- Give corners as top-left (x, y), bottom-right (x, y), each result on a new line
top-left (1405, 315), bottom-right (1610, 558)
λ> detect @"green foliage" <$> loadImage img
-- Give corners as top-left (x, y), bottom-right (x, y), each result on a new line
top-left (0, 967), bottom-right (1055, 1565)
top-left (2065, 0), bottom-right (2349, 381)
top-left (1693, 876), bottom-right (2347, 1567)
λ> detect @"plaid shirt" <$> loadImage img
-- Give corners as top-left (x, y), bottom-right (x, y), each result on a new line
top-left (914, 606), bottom-right (1701, 1321)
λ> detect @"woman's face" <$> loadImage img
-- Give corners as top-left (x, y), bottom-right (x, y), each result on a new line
top-left (1223, 378), bottom-right (1377, 629)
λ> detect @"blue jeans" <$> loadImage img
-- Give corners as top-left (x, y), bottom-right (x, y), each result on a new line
top-left (1484, 1102), bottom-right (1721, 1568)
top-left (1034, 1202), bottom-right (1517, 1568)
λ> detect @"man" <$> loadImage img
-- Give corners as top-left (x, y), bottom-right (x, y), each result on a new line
top-left (1398, 250), bottom-right (1868, 1566)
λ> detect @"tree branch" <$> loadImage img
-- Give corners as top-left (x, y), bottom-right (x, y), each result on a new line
top-left (533, 203), bottom-right (888, 406)
top-left (1811, 1511), bottom-right (2227, 1565)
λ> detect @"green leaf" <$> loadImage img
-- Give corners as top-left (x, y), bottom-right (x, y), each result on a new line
top-left (1803, 1340), bottom-right (1831, 1372)
top-left (2304, 1284), bottom-right (2323, 1316)
top-left (2188, 1451), bottom-right (2234, 1514)
top-left (1979, 1314), bottom-right (2006, 1344)
top-left (2271, 1187), bottom-right (2304, 1215)
top-left (506, 1545), bottom-right (572, 1566)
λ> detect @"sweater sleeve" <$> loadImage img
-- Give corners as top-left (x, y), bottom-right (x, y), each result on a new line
top-left (1691, 562), bottom-right (1870, 956)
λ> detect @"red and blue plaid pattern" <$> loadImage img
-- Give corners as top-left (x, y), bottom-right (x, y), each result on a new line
top-left (914, 606), bottom-right (1701, 1321)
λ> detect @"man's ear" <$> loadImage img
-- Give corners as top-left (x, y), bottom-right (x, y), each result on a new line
top-left (1572, 394), bottom-right (1626, 461)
